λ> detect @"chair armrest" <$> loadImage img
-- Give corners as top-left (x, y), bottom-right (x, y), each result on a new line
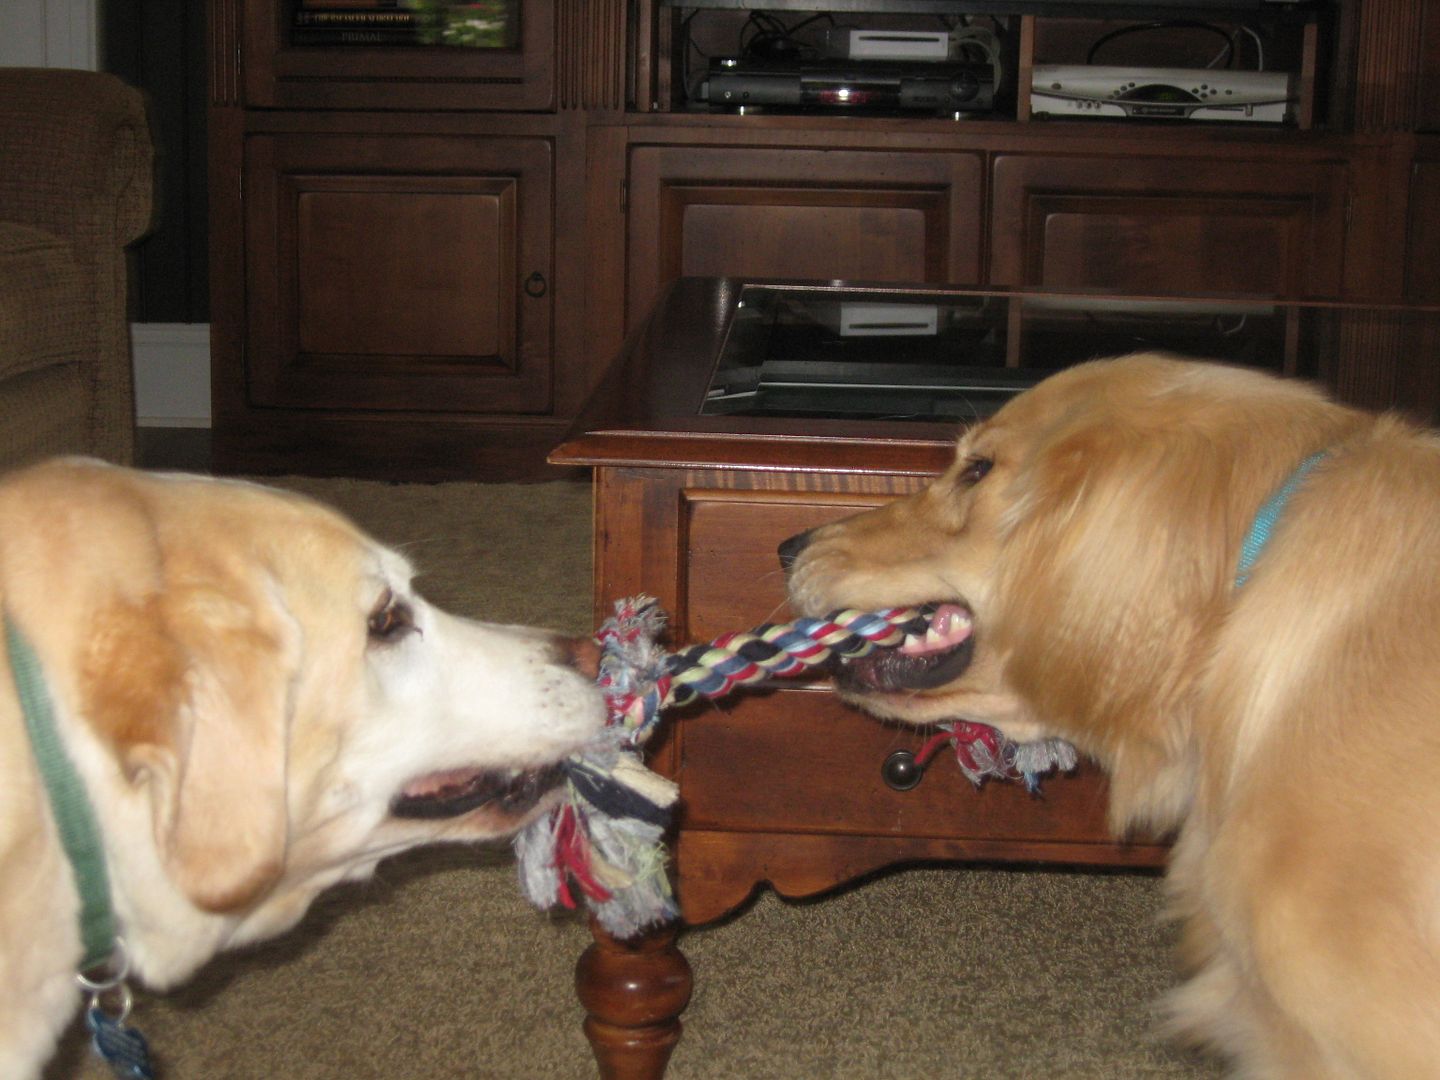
top-left (0, 68), bottom-right (155, 250)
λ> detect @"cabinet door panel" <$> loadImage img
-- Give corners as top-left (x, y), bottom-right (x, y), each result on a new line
top-left (991, 154), bottom-right (1347, 298)
top-left (295, 186), bottom-right (513, 359)
top-left (627, 145), bottom-right (983, 326)
top-left (245, 134), bottom-right (552, 414)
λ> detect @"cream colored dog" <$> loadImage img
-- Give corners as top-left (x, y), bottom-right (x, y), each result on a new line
top-left (0, 458), bottom-right (605, 1079)
top-left (784, 354), bottom-right (1440, 1079)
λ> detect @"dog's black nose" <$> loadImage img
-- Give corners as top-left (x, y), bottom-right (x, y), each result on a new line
top-left (778, 529), bottom-right (813, 572)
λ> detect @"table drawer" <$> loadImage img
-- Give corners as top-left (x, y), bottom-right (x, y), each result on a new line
top-left (682, 490), bottom-right (899, 642)
top-left (676, 688), bottom-right (1116, 844)
top-left (676, 487), bottom-right (1119, 849)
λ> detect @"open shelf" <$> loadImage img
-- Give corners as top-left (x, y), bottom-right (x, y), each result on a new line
top-left (663, 1), bottom-right (1327, 127)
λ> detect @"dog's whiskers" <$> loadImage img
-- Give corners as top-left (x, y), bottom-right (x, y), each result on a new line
top-left (762, 596), bottom-right (794, 624)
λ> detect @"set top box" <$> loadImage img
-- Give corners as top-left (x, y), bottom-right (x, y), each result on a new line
top-left (1030, 65), bottom-right (1296, 122)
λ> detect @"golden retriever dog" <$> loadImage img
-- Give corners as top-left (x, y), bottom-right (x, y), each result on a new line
top-left (783, 353), bottom-right (1440, 1079)
top-left (0, 458), bottom-right (605, 1080)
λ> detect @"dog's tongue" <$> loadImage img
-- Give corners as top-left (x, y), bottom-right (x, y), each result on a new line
top-left (897, 604), bottom-right (973, 656)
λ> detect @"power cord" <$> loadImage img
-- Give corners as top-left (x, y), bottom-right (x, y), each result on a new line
top-left (1085, 20), bottom-right (1267, 71)
top-left (740, 11), bottom-right (833, 63)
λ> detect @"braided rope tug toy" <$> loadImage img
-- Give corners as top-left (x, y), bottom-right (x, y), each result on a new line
top-left (515, 597), bottom-right (1078, 938)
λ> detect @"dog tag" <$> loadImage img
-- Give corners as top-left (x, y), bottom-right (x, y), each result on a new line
top-left (87, 1006), bottom-right (157, 1080)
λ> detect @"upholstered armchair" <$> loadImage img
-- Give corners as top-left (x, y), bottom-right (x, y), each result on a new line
top-left (0, 68), bottom-right (154, 469)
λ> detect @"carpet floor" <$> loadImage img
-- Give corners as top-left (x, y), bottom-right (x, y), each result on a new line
top-left (47, 476), bottom-right (1220, 1080)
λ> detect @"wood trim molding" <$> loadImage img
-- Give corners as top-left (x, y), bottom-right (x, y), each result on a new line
top-left (208, 0), bottom-right (242, 107)
top-left (1352, 0), bottom-right (1426, 131)
top-left (558, 0), bottom-right (624, 111)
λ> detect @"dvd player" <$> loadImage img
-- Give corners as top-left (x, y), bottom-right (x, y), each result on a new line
top-left (699, 58), bottom-right (996, 113)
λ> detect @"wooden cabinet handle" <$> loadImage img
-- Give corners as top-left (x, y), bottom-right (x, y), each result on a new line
top-left (524, 271), bottom-right (547, 298)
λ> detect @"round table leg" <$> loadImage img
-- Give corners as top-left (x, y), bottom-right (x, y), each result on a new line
top-left (575, 919), bottom-right (693, 1080)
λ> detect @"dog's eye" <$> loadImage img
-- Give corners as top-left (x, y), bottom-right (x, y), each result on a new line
top-left (368, 591), bottom-right (418, 643)
top-left (959, 457), bottom-right (993, 485)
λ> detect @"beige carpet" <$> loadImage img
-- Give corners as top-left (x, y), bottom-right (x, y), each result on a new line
top-left (48, 477), bottom-right (1220, 1080)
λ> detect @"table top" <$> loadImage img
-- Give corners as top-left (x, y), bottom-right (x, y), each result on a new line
top-left (551, 276), bottom-right (1440, 476)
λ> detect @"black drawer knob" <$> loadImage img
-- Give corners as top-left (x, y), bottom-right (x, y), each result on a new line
top-left (881, 749), bottom-right (925, 792)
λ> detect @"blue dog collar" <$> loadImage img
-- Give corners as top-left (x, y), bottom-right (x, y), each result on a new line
top-left (1234, 452), bottom-right (1328, 588)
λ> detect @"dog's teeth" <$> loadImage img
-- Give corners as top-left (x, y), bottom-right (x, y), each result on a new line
top-left (897, 605), bottom-right (973, 656)
top-left (933, 606), bottom-right (972, 642)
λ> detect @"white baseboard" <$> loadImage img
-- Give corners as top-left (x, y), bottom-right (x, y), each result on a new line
top-left (131, 322), bottom-right (211, 428)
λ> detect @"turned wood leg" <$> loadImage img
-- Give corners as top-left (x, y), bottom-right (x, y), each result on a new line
top-left (575, 919), bottom-right (693, 1080)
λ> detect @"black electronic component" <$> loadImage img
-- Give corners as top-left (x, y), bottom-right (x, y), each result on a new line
top-left (699, 58), bottom-right (996, 114)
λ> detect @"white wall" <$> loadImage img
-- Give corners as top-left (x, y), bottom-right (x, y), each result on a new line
top-left (0, 0), bottom-right (98, 70)
top-left (4, 0), bottom-right (212, 426)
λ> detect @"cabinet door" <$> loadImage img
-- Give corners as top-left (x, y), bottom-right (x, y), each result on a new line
top-left (244, 133), bottom-right (553, 414)
top-left (626, 145), bottom-right (983, 326)
top-left (241, 0), bottom-right (553, 110)
top-left (991, 153), bottom-right (1348, 298)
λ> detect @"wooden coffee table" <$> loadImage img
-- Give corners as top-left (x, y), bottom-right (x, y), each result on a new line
top-left (551, 279), bottom-right (1440, 1077)
top-left (551, 278), bottom-right (1187, 1079)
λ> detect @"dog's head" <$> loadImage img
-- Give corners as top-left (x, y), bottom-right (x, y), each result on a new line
top-left (0, 460), bottom-right (605, 983)
top-left (784, 354), bottom-right (1359, 831)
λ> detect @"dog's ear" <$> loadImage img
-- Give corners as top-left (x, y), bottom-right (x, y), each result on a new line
top-left (997, 421), bottom-right (1232, 831)
top-left (83, 581), bottom-right (296, 913)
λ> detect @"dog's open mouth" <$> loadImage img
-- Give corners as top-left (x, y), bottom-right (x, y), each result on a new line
top-left (390, 763), bottom-right (566, 820)
top-left (836, 603), bottom-right (975, 693)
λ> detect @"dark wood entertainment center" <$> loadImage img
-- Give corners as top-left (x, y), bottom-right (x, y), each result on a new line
top-left (208, 0), bottom-right (1440, 481)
